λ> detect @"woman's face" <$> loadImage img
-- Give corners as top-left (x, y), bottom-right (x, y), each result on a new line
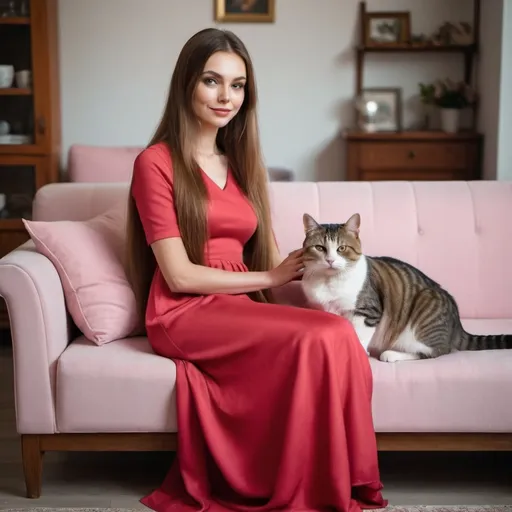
top-left (192, 51), bottom-right (247, 129)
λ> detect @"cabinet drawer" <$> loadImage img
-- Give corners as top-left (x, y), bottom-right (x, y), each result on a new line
top-left (358, 142), bottom-right (467, 170)
top-left (361, 169), bottom-right (467, 181)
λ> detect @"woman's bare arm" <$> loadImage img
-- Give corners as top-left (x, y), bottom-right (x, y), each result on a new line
top-left (151, 237), bottom-right (301, 295)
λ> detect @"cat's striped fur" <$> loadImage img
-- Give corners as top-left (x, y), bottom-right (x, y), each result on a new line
top-left (300, 212), bottom-right (512, 362)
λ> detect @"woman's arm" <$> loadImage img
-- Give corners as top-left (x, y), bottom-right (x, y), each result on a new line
top-left (152, 237), bottom-right (302, 295)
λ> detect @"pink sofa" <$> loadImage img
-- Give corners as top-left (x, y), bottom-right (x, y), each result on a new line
top-left (67, 144), bottom-right (295, 182)
top-left (1, 155), bottom-right (512, 498)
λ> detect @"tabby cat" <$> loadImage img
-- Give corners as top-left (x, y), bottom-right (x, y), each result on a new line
top-left (300, 212), bottom-right (512, 362)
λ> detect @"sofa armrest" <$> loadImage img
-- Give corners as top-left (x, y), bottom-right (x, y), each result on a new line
top-left (0, 241), bottom-right (72, 434)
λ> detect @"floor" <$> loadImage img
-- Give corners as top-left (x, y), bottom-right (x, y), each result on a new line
top-left (0, 337), bottom-right (511, 510)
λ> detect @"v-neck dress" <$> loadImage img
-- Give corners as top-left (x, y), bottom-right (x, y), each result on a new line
top-left (130, 142), bottom-right (387, 512)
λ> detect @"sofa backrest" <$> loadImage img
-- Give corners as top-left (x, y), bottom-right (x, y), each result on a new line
top-left (68, 145), bottom-right (143, 182)
top-left (33, 180), bottom-right (512, 320)
top-left (67, 144), bottom-right (295, 182)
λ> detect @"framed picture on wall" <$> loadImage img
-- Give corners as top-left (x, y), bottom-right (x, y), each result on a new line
top-left (363, 11), bottom-right (410, 47)
top-left (215, 0), bottom-right (275, 23)
top-left (356, 88), bottom-right (402, 132)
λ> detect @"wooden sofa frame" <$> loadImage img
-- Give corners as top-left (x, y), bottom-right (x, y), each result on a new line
top-left (21, 432), bottom-right (512, 499)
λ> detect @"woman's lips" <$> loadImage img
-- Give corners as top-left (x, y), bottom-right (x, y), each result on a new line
top-left (210, 107), bottom-right (231, 117)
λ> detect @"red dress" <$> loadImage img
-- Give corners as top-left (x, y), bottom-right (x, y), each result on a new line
top-left (131, 142), bottom-right (387, 512)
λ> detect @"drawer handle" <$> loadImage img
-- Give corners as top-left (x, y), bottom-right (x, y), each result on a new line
top-left (407, 151), bottom-right (415, 159)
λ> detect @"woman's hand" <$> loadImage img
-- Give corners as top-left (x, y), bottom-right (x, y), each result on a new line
top-left (267, 249), bottom-right (304, 287)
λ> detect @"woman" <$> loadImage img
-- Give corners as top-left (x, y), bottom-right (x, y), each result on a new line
top-left (126, 27), bottom-right (387, 512)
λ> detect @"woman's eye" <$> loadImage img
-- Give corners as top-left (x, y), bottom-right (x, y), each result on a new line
top-left (338, 245), bottom-right (346, 252)
top-left (232, 83), bottom-right (245, 89)
top-left (204, 78), bottom-right (217, 85)
top-left (314, 245), bottom-right (325, 252)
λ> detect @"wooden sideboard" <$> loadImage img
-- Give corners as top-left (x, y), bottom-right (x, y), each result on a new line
top-left (343, 131), bottom-right (483, 181)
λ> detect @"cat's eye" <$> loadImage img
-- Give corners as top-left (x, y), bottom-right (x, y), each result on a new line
top-left (338, 245), bottom-right (346, 252)
top-left (314, 245), bottom-right (326, 252)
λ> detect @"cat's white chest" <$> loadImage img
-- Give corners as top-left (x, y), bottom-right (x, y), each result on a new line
top-left (302, 257), bottom-right (368, 316)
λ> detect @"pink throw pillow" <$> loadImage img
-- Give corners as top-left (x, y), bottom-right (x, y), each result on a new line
top-left (22, 202), bottom-right (139, 345)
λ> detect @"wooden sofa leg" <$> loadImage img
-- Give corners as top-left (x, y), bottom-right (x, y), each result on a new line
top-left (21, 435), bottom-right (44, 498)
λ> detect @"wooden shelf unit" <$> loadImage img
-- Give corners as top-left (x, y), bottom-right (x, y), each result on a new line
top-left (0, 0), bottom-right (61, 328)
top-left (345, 0), bottom-right (483, 182)
top-left (0, 87), bottom-right (32, 95)
top-left (0, 16), bottom-right (30, 25)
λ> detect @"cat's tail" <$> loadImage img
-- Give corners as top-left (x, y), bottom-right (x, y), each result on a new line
top-left (459, 330), bottom-right (512, 351)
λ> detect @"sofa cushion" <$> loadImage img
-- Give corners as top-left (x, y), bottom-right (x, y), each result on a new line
top-left (23, 201), bottom-right (139, 345)
top-left (56, 336), bottom-right (177, 433)
top-left (371, 318), bottom-right (512, 432)
top-left (55, 321), bottom-right (512, 434)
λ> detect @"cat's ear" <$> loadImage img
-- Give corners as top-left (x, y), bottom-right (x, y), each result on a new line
top-left (345, 213), bottom-right (361, 238)
top-left (303, 213), bottom-right (321, 234)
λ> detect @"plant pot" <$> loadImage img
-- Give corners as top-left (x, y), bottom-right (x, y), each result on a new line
top-left (440, 108), bottom-right (460, 133)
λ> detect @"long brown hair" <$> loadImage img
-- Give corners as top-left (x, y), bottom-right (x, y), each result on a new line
top-left (126, 28), bottom-right (275, 328)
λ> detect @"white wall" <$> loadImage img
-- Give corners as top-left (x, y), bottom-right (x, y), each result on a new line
top-left (478, 0), bottom-right (512, 181)
top-left (478, 0), bottom-right (503, 180)
top-left (497, 0), bottom-right (512, 180)
top-left (58, 0), bottom-right (472, 181)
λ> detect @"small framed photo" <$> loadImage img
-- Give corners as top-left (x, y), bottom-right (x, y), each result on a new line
top-left (215, 0), bottom-right (275, 23)
top-left (364, 11), bottom-right (411, 47)
top-left (357, 88), bottom-right (402, 132)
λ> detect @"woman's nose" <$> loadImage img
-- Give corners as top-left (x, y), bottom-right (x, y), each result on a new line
top-left (218, 87), bottom-right (230, 103)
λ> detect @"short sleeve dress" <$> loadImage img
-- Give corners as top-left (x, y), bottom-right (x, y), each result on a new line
top-left (131, 142), bottom-right (387, 512)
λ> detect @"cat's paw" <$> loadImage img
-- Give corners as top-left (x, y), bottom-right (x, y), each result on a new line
top-left (379, 350), bottom-right (399, 363)
top-left (379, 350), bottom-right (420, 363)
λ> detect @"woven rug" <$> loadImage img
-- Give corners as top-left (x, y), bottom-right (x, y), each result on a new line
top-left (4, 506), bottom-right (512, 512)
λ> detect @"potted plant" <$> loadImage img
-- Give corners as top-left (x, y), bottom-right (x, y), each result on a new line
top-left (419, 79), bottom-right (475, 133)
top-left (432, 78), bottom-right (476, 132)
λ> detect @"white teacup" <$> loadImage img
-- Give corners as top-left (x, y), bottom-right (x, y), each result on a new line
top-left (0, 65), bottom-right (14, 88)
top-left (15, 69), bottom-right (32, 89)
top-left (0, 120), bottom-right (10, 135)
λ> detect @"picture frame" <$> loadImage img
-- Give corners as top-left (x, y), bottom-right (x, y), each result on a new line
top-left (356, 88), bottom-right (402, 132)
top-left (363, 11), bottom-right (411, 47)
top-left (215, 0), bottom-right (275, 23)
